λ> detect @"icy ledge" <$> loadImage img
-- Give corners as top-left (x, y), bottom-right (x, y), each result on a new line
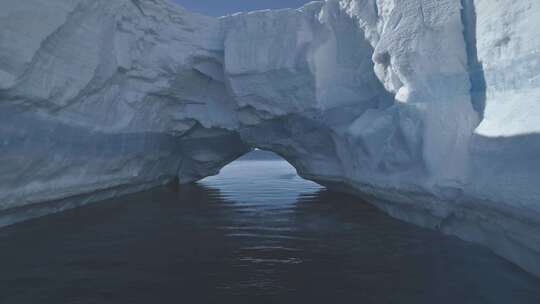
top-left (1, 0), bottom-right (540, 276)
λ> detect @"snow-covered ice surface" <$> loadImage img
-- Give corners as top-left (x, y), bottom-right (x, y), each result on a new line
top-left (1, 0), bottom-right (540, 276)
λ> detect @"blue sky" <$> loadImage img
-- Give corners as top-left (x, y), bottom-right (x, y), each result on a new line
top-left (172, 0), bottom-right (314, 16)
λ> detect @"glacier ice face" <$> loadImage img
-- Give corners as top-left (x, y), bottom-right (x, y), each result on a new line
top-left (0, 0), bottom-right (249, 220)
top-left (1, 0), bottom-right (540, 276)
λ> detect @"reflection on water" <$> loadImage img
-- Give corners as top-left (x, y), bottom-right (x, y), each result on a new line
top-left (0, 158), bottom-right (539, 303)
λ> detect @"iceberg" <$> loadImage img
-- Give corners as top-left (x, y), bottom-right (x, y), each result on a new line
top-left (1, 0), bottom-right (540, 276)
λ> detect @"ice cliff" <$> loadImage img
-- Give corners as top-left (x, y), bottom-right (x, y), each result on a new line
top-left (1, 0), bottom-right (540, 276)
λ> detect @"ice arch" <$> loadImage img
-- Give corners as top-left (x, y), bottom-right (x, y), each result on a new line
top-left (1, 0), bottom-right (540, 277)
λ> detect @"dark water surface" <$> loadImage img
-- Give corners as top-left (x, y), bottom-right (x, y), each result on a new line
top-left (1, 158), bottom-right (540, 303)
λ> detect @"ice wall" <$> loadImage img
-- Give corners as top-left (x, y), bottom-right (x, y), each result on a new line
top-left (0, 0), bottom-right (249, 224)
top-left (1, 0), bottom-right (540, 276)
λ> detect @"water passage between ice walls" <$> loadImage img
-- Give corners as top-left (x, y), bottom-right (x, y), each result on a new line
top-left (1, 0), bottom-right (539, 276)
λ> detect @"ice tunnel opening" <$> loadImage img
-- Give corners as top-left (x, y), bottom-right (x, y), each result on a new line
top-left (197, 149), bottom-right (323, 198)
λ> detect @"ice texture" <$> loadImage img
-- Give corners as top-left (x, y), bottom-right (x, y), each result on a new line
top-left (1, 0), bottom-right (539, 276)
